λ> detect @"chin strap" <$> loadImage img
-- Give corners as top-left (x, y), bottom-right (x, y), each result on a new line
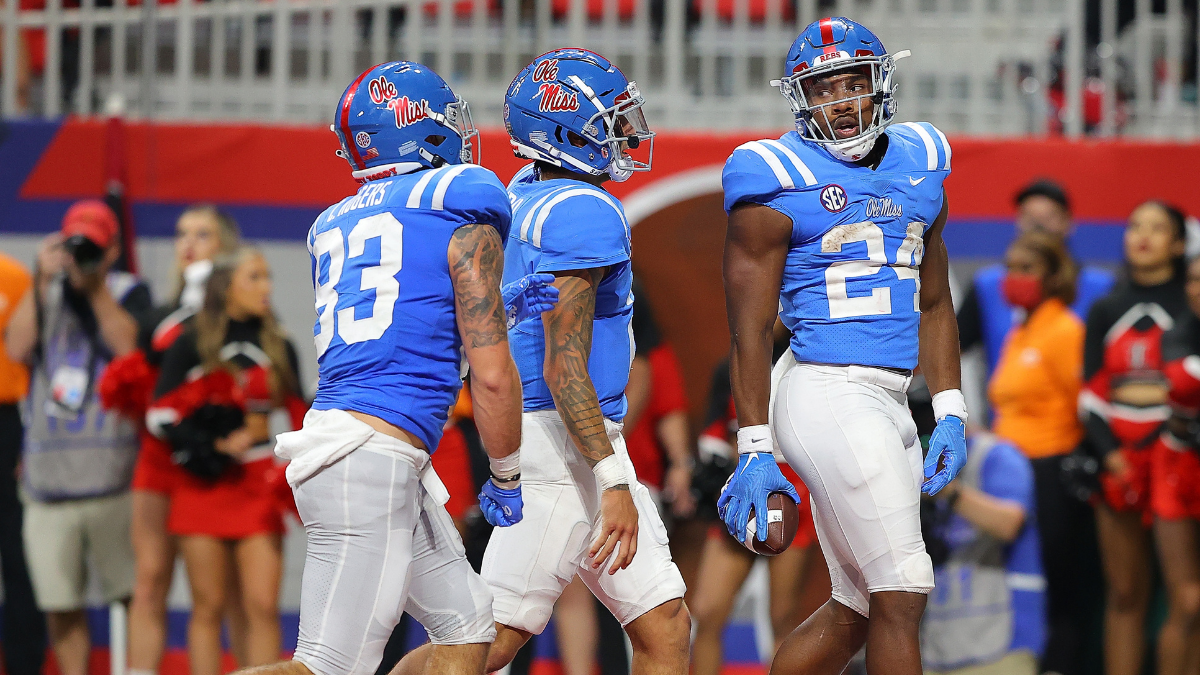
top-left (351, 162), bottom-right (425, 184)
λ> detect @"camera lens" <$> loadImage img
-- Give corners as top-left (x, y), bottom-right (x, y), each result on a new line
top-left (63, 235), bottom-right (105, 272)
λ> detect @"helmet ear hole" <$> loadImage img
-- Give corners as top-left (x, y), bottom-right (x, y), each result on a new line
top-left (425, 134), bottom-right (447, 146)
top-left (566, 130), bottom-right (589, 148)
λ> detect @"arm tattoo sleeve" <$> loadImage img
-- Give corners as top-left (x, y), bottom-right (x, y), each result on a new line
top-left (449, 224), bottom-right (509, 349)
top-left (544, 268), bottom-right (621, 473)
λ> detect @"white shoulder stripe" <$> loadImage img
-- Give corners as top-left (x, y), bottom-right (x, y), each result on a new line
top-left (518, 192), bottom-right (557, 243)
top-left (931, 125), bottom-right (951, 170)
top-left (759, 139), bottom-right (817, 187)
top-left (430, 164), bottom-right (475, 211)
top-left (406, 167), bottom-right (443, 209)
top-left (531, 188), bottom-right (628, 248)
top-left (736, 141), bottom-right (794, 190)
top-left (901, 122), bottom-right (939, 171)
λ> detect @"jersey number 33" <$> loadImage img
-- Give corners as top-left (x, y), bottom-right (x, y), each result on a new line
top-left (310, 212), bottom-right (404, 357)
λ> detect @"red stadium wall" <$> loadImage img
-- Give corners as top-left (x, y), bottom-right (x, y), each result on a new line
top-left (11, 119), bottom-right (1200, 224)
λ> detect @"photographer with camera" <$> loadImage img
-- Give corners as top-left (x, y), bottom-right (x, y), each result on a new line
top-left (919, 430), bottom-right (1045, 675)
top-left (5, 200), bottom-right (152, 675)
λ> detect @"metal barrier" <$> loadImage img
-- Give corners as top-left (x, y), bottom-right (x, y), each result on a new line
top-left (1, 1), bottom-right (1197, 138)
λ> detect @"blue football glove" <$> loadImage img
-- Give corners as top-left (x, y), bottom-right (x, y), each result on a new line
top-left (923, 415), bottom-right (967, 495)
top-left (717, 451), bottom-right (801, 543)
top-left (502, 273), bottom-right (559, 330)
top-left (479, 479), bottom-right (523, 527)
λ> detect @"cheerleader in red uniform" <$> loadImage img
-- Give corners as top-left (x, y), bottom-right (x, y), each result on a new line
top-left (97, 205), bottom-right (242, 675)
top-left (1154, 251), bottom-right (1200, 675)
top-left (147, 248), bottom-right (303, 675)
top-left (1077, 201), bottom-right (1188, 675)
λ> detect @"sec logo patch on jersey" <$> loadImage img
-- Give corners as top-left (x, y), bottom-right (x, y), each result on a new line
top-left (820, 184), bottom-right (847, 213)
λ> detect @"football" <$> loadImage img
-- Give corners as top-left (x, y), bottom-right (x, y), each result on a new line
top-left (741, 492), bottom-right (800, 556)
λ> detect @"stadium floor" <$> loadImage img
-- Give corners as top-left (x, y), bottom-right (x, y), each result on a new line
top-left (30, 609), bottom-right (769, 675)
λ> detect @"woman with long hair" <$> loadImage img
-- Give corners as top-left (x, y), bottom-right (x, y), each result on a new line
top-left (147, 248), bottom-right (302, 674)
top-left (1153, 248), bottom-right (1200, 675)
top-left (100, 204), bottom-right (243, 675)
top-left (988, 229), bottom-right (1093, 674)
top-left (1079, 201), bottom-right (1188, 675)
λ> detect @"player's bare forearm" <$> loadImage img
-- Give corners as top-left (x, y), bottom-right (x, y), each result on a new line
top-left (543, 268), bottom-right (619, 472)
top-left (724, 203), bottom-right (792, 427)
top-left (918, 193), bottom-right (961, 395)
top-left (450, 223), bottom-right (522, 459)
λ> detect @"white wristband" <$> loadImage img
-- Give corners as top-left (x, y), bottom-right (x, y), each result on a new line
top-left (489, 450), bottom-right (521, 481)
top-left (736, 424), bottom-right (774, 456)
top-left (593, 454), bottom-right (630, 491)
top-left (932, 389), bottom-right (968, 422)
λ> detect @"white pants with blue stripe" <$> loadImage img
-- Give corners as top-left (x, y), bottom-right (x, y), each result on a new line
top-left (290, 420), bottom-right (494, 675)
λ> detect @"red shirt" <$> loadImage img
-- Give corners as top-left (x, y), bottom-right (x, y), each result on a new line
top-left (624, 344), bottom-right (688, 490)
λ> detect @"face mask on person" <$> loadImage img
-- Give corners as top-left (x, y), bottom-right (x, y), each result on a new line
top-left (1002, 273), bottom-right (1044, 310)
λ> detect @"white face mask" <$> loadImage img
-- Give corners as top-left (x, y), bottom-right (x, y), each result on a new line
top-left (180, 259), bottom-right (214, 311)
top-left (820, 127), bottom-right (883, 163)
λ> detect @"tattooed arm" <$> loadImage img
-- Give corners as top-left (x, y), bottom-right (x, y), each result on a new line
top-left (449, 223), bottom-right (523, 461)
top-left (543, 268), bottom-right (639, 572)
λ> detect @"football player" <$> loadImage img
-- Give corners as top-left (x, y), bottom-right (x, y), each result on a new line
top-left (719, 18), bottom-right (966, 675)
top-left (394, 49), bottom-right (691, 675)
top-left (237, 62), bottom-right (552, 675)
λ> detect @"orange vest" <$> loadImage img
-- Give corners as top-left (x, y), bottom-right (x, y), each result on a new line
top-left (988, 298), bottom-right (1084, 459)
top-left (0, 253), bottom-right (31, 404)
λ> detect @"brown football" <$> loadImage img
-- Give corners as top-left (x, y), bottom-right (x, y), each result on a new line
top-left (741, 492), bottom-right (800, 556)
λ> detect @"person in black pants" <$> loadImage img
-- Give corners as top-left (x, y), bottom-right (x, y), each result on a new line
top-left (0, 406), bottom-right (47, 675)
top-left (0, 251), bottom-right (46, 675)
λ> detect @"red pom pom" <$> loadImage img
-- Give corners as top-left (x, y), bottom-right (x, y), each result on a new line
top-left (97, 351), bottom-right (158, 420)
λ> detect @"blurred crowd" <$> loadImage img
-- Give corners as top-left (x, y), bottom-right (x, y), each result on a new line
top-left (0, 180), bottom-right (1197, 675)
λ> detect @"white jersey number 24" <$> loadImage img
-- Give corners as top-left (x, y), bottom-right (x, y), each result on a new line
top-left (311, 212), bottom-right (404, 358)
top-left (821, 221), bottom-right (925, 319)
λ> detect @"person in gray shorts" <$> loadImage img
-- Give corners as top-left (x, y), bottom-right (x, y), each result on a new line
top-left (6, 200), bottom-right (149, 675)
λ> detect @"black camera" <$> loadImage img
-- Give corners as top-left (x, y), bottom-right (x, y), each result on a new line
top-left (62, 234), bottom-right (106, 273)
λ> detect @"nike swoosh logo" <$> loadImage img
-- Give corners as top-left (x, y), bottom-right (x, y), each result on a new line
top-left (908, 176), bottom-right (926, 185)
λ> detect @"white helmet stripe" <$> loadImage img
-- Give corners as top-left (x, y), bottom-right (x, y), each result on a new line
top-left (568, 74), bottom-right (607, 114)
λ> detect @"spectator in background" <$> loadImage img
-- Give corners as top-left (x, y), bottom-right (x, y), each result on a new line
top-left (920, 431), bottom-right (1045, 675)
top-left (99, 204), bottom-right (245, 675)
top-left (1151, 254), bottom-right (1200, 675)
top-left (0, 251), bottom-right (47, 675)
top-left (987, 230), bottom-right (1092, 675)
top-left (957, 179), bottom-right (1115, 380)
top-left (147, 249), bottom-right (303, 675)
top-left (5, 201), bottom-right (151, 675)
top-left (689, 322), bottom-right (818, 675)
top-left (1077, 201), bottom-right (1188, 675)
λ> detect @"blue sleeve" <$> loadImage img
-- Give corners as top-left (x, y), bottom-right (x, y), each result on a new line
top-left (721, 145), bottom-right (784, 213)
top-left (979, 442), bottom-right (1036, 512)
top-left (441, 167), bottom-right (514, 241)
top-left (532, 192), bottom-right (630, 273)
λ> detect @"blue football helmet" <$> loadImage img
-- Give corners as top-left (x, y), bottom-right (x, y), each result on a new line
top-left (772, 17), bottom-right (910, 162)
top-left (504, 49), bottom-right (654, 182)
top-left (331, 61), bottom-right (478, 182)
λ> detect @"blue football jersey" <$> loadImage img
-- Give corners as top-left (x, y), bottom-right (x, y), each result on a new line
top-left (722, 123), bottom-right (952, 371)
top-left (308, 165), bottom-right (512, 452)
top-left (504, 164), bottom-right (635, 421)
